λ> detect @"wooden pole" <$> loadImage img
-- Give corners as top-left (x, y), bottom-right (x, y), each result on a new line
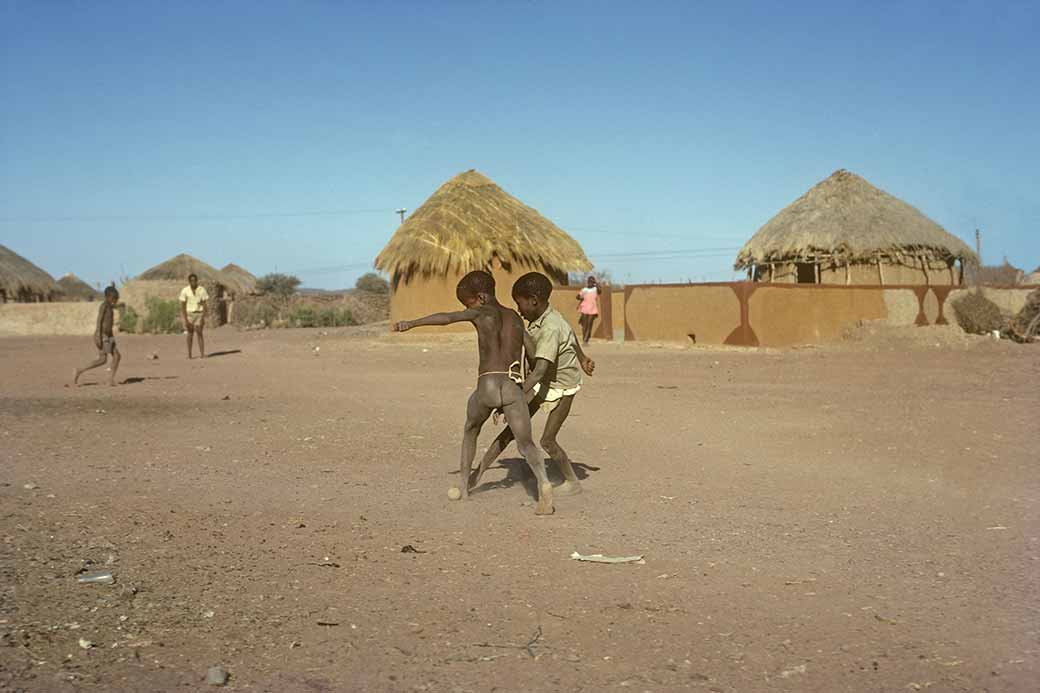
top-left (814, 261), bottom-right (820, 284)
top-left (845, 260), bottom-right (850, 285)
top-left (769, 263), bottom-right (774, 282)
top-left (921, 255), bottom-right (930, 286)
top-left (877, 257), bottom-right (885, 285)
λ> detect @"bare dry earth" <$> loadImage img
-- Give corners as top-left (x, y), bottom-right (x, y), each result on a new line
top-left (1, 328), bottom-right (1038, 692)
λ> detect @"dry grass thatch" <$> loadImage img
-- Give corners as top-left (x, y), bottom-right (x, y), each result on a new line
top-left (1010, 287), bottom-right (1040, 341)
top-left (374, 170), bottom-right (592, 284)
top-left (734, 170), bottom-right (978, 270)
top-left (137, 253), bottom-right (227, 285)
top-left (951, 291), bottom-right (1004, 335)
top-left (0, 244), bottom-right (60, 301)
top-left (56, 273), bottom-right (101, 301)
top-left (220, 263), bottom-right (258, 296)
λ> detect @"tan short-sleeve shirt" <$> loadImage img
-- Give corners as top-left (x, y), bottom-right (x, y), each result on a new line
top-left (527, 306), bottom-right (582, 390)
top-left (179, 285), bottom-right (209, 313)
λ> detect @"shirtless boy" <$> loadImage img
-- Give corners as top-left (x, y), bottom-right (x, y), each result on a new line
top-left (469, 272), bottom-right (594, 496)
top-left (74, 285), bottom-right (122, 386)
top-left (392, 270), bottom-right (555, 515)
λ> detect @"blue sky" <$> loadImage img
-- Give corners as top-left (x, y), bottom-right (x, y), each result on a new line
top-left (2, 1), bottom-right (1037, 289)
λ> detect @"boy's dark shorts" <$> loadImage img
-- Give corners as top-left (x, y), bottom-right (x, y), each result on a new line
top-left (101, 337), bottom-right (116, 355)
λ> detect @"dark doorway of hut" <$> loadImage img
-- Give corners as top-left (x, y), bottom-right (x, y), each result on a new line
top-left (796, 262), bottom-right (817, 284)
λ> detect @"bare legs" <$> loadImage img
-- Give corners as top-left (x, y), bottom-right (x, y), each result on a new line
top-left (73, 348), bottom-right (120, 386)
top-left (108, 348), bottom-right (121, 386)
top-left (462, 377), bottom-right (553, 515)
top-left (186, 323), bottom-right (205, 359)
top-left (469, 394), bottom-right (581, 496)
top-left (539, 395), bottom-right (581, 495)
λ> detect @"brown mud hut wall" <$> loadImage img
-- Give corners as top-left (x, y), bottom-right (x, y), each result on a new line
top-left (388, 258), bottom-right (567, 332)
top-left (620, 282), bottom-right (1039, 347)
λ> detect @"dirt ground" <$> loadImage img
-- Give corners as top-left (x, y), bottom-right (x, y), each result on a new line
top-left (2, 327), bottom-right (1038, 692)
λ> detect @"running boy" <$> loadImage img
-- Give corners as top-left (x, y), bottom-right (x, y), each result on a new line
top-left (469, 272), bottom-right (594, 496)
top-left (74, 285), bottom-right (122, 386)
top-left (392, 270), bottom-right (555, 515)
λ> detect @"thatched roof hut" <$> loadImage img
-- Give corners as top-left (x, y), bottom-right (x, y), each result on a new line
top-left (0, 244), bottom-right (60, 302)
top-left (375, 170), bottom-right (592, 325)
top-left (56, 273), bottom-right (101, 301)
top-left (734, 170), bottom-right (977, 285)
top-left (137, 253), bottom-right (228, 286)
top-left (121, 253), bottom-right (240, 325)
top-left (220, 263), bottom-right (258, 296)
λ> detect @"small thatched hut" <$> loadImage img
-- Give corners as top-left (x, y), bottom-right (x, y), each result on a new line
top-left (121, 254), bottom-right (238, 325)
top-left (56, 273), bottom-right (101, 301)
top-left (734, 170), bottom-right (977, 285)
top-left (0, 244), bottom-right (60, 303)
top-left (375, 170), bottom-right (592, 326)
top-left (220, 264), bottom-right (258, 296)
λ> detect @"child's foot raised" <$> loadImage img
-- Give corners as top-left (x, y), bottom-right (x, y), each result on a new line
top-left (535, 482), bottom-right (555, 515)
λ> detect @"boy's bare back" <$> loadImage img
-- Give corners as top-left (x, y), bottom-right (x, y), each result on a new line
top-left (470, 303), bottom-right (526, 375)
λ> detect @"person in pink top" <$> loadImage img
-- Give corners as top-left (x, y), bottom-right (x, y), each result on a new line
top-left (576, 276), bottom-right (600, 344)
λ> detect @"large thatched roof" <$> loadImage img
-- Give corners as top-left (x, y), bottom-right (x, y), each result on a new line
top-left (138, 253), bottom-right (225, 283)
top-left (57, 273), bottom-right (101, 301)
top-left (220, 263), bottom-right (258, 295)
top-left (0, 244), bottom-right (59, 300)
top-left (374, 170), bottom-right (592, 283)
top-left (734, 170), bottom-right (978, 270)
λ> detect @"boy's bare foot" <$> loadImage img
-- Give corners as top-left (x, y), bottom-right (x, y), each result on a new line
top-left (535, 482), bottom-right (555, 515)
top-left (555, 480), bottom-right (582, 496)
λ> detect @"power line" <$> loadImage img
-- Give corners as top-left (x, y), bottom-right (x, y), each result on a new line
top-left (0, 209), bottom-right (394, 222)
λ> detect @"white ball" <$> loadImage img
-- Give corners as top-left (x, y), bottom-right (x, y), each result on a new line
top-left (447, 487), bottom-right (462, 501)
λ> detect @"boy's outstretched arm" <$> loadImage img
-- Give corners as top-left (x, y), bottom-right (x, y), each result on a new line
top-left (573, 339), bottom-right (595, 376)
top-left (393, 309), bottom-right (478, 332)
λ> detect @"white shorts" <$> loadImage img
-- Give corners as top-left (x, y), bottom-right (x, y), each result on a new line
top-left (532, 383), bottom-right (580, 413)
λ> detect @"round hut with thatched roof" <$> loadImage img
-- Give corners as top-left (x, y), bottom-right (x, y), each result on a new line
top-left (734, 170), bottom-right (977, 285)
top-left (0, 244), bottom-right (60, 303)
top-left (56, 273), bottom-right (101, 302)
top-left (375, 170), bottom-right (592, 328)
top-left (121, 254), bottom-right (240, 325)
top-left (220, 264), bottom-right (258, 296)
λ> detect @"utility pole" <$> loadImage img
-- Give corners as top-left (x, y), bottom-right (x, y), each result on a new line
top-left (395, 208), bottom-right (407, 224)
top-left (975, 228), bottom-right (981, 264)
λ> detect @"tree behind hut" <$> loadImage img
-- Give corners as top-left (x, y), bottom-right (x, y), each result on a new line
top-left (257, 273), bottom-right (301, 298)
top-left (355, 272), bottom-right (389, 294)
